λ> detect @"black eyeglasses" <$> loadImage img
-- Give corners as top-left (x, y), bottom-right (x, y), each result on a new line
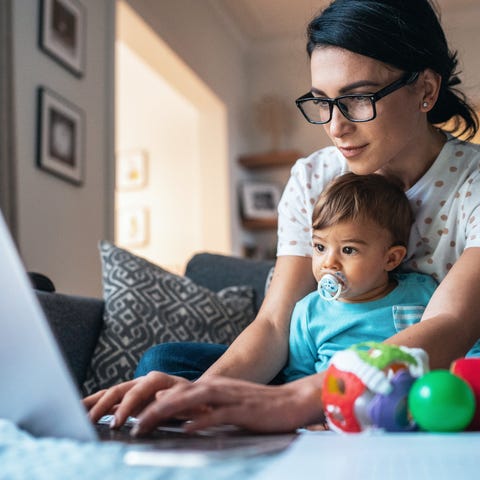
top-left (295, 72), bottom-right (419, 124)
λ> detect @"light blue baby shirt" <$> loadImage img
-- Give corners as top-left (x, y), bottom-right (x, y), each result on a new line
top-left (283, 272), bottom-right (438, 382)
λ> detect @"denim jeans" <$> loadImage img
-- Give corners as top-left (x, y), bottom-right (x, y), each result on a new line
top-left (134, 342), bottom-right (228, 380)
top-left (134, 342), bottom-right (285, 384)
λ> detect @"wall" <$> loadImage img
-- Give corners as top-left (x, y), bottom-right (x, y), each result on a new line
top-left (13, 0), bottom-right (115, 296)
top-left (12, 0), bottom-right (250, 296)
top-left (247, 5), bottom-right (480, 161)
top-left (442, 5), bottom-right (480, 102)
top-left (123, 0), bottom-right (250, 257)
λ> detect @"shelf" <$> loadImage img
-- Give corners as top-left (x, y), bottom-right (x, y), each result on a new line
top-left (241, 218), bottom-right (278, 230)
top-left (238, 149), bottom-right (302, 169)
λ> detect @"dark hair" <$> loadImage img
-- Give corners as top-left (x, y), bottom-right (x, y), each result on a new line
top-left (312, 173), bottom-right (413, 248)
top-left (307, 0), bottom-right (478, 140)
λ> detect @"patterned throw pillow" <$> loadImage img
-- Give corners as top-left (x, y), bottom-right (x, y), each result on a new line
top-left (82, 242), bottom-right (255, 395)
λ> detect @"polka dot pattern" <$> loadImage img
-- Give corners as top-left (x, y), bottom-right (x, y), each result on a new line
top-left (277, 146), bottom-right (346, 258)
top-left (404, 140), bottom-right (480, 278)
top-left (278, 139), bottom-right (480, 281)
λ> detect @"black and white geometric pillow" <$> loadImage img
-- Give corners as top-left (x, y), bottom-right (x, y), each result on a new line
top-left (82, 242), bottom-right (255, 395)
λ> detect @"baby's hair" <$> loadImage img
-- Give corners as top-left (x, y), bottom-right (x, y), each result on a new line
top-left (312, 173), bottom-right (413, 247)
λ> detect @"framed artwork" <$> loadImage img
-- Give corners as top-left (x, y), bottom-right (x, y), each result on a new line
top-left (117, 207), bottom-right (149, 247)
top-left (116, 150), bottom-right (149, 190)
top-left (38, 0), bottom-right (86, 77)
top-left (240, 182), bottom-right (281, 220)
top-left (36, 87), bottom-right (85, 186)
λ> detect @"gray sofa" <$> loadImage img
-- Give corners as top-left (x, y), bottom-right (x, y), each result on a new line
top-left (34, 253), bottom-right (274, 389)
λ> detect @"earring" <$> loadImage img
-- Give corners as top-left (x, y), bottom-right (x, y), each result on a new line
top-left (422, 101), bottom-right (428, 108)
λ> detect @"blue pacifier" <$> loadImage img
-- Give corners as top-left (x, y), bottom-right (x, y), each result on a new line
top-left (318, 273), bottom-right (345, 301)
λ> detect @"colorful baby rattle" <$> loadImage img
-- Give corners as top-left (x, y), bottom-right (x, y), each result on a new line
top-left (322, 342), bottom-right (478, 433)
top-left (322, 342), bottom-right (429, 433)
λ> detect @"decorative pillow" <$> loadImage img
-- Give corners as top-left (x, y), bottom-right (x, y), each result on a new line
top-left (82, 242), bottom-right (255, 395)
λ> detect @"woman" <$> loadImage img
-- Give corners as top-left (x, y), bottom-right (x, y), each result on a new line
top-left (85, 0), bottom-right (480, 435)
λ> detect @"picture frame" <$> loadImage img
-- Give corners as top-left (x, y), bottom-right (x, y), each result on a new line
top-left (38, 0), bottom-right (86, 77)
top-left (116, 150), bottom-right (149, 190)
top-left (240, 182), bottom-right (281, 220)
top-left (36, 87), bottom-right (85, 186)
top-left (117, 207), bottom-right (150, 247)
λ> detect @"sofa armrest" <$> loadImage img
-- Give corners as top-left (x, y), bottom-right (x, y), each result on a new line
top-left (36, 291), bottom-right (104, 387)
top-left (185, 253), bottom-right (275, 313)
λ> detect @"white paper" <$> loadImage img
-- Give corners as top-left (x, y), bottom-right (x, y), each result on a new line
top-left (254, 430), bottom-right (480, 480)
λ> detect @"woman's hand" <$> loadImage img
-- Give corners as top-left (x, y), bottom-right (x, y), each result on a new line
top-left (83, 371), bottom-right (190, 427)
top-left (130, 374), bottom-right (326, 437)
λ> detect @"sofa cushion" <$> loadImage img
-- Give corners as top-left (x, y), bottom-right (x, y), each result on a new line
top-left (185, 253), bottom-right (275, 312)
top-left (82, 242), bottom-right (256, 394)
top-left (36, 291), bottom-right (104, 386)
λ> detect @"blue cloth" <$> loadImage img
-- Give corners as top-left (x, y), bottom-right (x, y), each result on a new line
top-left (0, 419), bottom-right (274, 480)
top-left (135, 342), bottom-right (285, 384)
top-left (283, 272), bottom-right (438, 382)
top-left (135, 342), bottom-right (228, 380)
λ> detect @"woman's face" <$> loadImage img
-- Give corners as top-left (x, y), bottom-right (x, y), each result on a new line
top-left (310, 47), bottom-right (425, 176)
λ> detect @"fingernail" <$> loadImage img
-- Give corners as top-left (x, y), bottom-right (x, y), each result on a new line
top-left (130, 424), bottom-right (140, 437)
top-left (109, 416), bottom-right (116, 429)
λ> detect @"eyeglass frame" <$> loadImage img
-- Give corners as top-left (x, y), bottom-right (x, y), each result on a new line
top-left (295, 71), bottom-right (420, 124)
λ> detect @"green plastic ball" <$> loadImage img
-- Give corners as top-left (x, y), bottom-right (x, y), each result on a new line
top-left (408, 370), bottom-right (476, 432)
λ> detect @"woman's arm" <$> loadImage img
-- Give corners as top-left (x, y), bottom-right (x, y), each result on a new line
top-left (385, 247), bottom-right (480, 368)
top-left (199, 255), bottom-right (316, 383)
top-left (83, 255), bottom-right (316, 424)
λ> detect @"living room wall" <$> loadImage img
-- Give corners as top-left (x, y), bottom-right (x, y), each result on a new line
top-left (12, 0), bottom-right (115, 297)
top-left (11, 0), bottom-right (249, 297)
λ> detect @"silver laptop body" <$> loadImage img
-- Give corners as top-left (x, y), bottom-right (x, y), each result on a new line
top-left (0, 212), bottom-right (97, 441)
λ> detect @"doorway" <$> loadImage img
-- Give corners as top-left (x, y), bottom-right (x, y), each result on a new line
top-left (115, 1), bottom-right (231, 273)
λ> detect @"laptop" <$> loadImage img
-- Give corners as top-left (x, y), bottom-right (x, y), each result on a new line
top-left (0, 212), bottom-right (295, 461)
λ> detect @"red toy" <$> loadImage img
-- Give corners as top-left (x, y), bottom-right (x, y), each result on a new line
top-left (321, 342), bottom-right (429, 433)
top-left (451, 358), bottom-right (480, 430)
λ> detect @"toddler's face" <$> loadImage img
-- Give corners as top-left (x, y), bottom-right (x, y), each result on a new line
top-left (312, 218), bottom-right (401, 302)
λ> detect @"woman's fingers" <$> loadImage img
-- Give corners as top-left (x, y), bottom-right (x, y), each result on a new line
top-left (84, 372), bottom-right (190, 426)
top-left (86, 379), bottom-right (139, 423)
top-left (85, 373), bottom-right (327, 436)
top-left (132, 379), bottom-right (276, 436)
top-left (132, 374), bottom-right (327, 436)
top-left (132, 381), bottom-right (230, 435)
top-left (112, 372), bottom-right (187, 426)
top-left (82, 389), bottom-right (108, 410)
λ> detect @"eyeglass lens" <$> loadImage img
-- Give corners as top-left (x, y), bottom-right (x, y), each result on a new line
top-left (302, 96), bottom-right (374, 123)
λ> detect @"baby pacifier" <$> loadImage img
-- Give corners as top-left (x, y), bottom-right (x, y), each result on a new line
top-left (318, 273), bottom-right (345, 301)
